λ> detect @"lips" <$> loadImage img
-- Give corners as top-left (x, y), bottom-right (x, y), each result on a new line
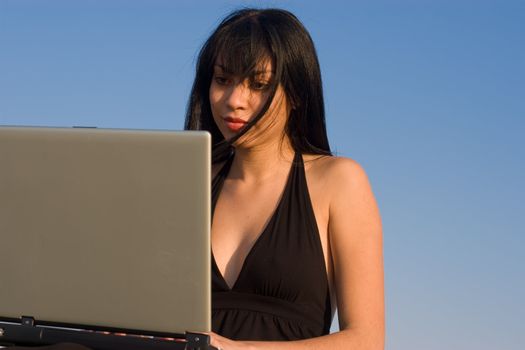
top-left (223, 116), bottom-right (248, 132)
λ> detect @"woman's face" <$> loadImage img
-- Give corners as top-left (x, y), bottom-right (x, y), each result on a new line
top-left (209, 58), bottom-right (290, 146)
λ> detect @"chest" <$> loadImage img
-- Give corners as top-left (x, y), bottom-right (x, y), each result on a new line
top-left (212, 177), bottom-right (284, 257)
top-left (211, 166), bottom-right (331, 291)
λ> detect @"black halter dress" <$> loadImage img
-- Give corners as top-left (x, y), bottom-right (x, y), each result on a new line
top-left (211, 152), bottom-right (332, 341)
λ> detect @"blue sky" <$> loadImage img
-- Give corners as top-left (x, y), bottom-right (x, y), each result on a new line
top-left (1, 1), bottom-right (524, 349)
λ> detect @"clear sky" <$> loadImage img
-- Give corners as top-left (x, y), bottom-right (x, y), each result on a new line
top-left (1, 0), bottom-right (524, 349)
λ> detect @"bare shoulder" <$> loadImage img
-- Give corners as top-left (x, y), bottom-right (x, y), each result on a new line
top-left (303, 154), bottom-right (379, 227)
top-left (303, 154), bottom-right (370, 191)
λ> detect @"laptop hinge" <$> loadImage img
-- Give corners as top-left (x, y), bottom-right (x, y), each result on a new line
top-left (185, 332), bottom-right (215, 350)
top-left (20, 316), bottom-right (35, 327)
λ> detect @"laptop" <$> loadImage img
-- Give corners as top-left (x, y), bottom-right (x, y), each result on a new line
top-left (0, 126), bottom-right (213, 349)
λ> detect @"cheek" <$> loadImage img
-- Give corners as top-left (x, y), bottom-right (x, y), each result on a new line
top-left (209, 87), bottom-right (221, 119)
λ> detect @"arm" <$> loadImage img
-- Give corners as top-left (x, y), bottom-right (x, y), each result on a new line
top-left (209, 158), bottom-right (385, 350)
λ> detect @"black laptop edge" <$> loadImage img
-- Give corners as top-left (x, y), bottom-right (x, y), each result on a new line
top-left (0, 317), bottom-right (215, 350)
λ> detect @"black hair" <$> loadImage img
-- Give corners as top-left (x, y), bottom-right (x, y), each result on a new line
top-left (184, 8), bottom-right (331, 163)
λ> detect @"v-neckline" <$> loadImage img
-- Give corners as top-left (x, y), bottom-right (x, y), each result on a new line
top-left (211, 153), bottom-right (299, 291)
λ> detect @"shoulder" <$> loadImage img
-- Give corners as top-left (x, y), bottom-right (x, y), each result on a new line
top-left (303, 154), bottom-right (371, 194)
top-left (303, 153), bottom-right (365, 173)
top-left (303, 154), bottom-right (378, 221)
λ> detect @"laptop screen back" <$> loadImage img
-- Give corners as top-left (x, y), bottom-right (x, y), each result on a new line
top-left (0, 127), bottom-right (211, 335)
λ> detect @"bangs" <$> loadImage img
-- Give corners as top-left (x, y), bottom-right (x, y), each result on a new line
top-left (212, 15), bottom-right (276, 80)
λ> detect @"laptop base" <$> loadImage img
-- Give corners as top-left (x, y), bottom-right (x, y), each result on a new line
top-left (0, 318), bottom-right (216, 350)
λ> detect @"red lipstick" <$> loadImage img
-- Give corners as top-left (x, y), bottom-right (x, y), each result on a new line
top-left (223, 117), bottom-right (248, 132)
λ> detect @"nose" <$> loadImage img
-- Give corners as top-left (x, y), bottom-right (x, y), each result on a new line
top-left (225, 82), bottom-right (250, 110)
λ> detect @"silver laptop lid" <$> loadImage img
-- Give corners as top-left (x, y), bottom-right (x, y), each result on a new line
top-left (0, 126), bottom-right (211, 334)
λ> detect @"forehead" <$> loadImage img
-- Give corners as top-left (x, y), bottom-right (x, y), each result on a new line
top-left (214, 55), bottom-right (274, 76)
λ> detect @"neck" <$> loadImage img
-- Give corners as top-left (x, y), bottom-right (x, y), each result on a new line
top-left (230, 136), bottom-right (295, 183)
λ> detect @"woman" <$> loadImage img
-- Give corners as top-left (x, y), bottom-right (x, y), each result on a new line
top-left (185, 8), bottom-right (384, 350)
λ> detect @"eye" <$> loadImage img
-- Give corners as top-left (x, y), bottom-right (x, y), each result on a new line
top-left (250, 80), bottom-right (270, 91)
top-left (214, 75), bottom-right (230, 85)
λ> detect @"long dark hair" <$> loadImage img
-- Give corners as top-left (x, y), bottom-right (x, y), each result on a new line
top-left (184, 8), bottom-right (331, 163)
